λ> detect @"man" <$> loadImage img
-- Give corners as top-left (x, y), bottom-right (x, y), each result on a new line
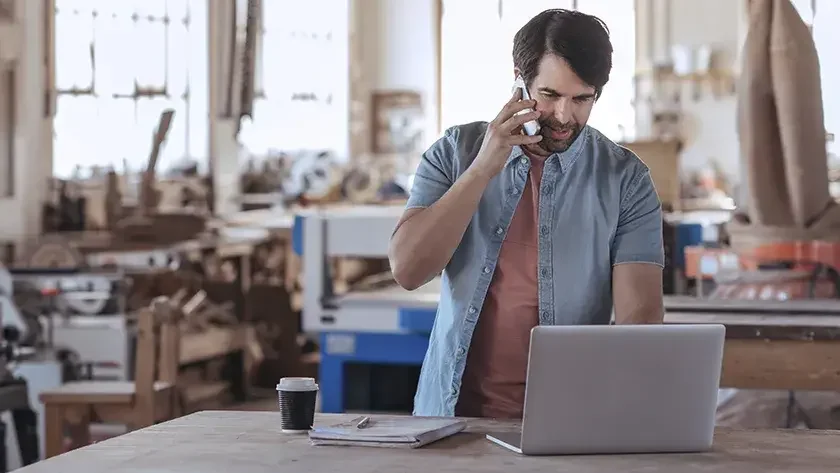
top-left (388, 9), bottom-right (665, 419)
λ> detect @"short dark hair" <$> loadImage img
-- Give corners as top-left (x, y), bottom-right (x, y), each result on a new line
top-left (512, 9), bottom-right (613, 98)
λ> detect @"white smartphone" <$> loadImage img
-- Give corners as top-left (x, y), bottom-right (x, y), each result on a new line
top-left (512, 75), bottom-right (541, 137)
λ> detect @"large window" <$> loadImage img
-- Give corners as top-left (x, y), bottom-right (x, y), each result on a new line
top-left (440, 0), bottom-right (636, 141)
top-left (237, 1), bottom-right (350, 159)
top-left (53, 0), bottom-right (209, 178)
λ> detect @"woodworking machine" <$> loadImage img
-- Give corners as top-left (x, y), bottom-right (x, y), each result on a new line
top-left (298, 205), bottom-right (436, 333)
top-left (0, 265), bottom-right (63, 466)
top-left (0, 266), bottom-right (29, 341)
top-left (295, 205), bottom-right (438, 413)
top-left (10, 269), bottom-right (132, 381)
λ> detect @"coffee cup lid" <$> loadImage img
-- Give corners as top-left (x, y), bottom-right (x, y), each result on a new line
top-left (276, 377), bottom-right (318, 391)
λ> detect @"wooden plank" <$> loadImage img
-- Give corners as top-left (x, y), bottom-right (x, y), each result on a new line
top-left (179, 326), bottom-right (248, 365)
top-left (16, 411), bottom-right (840, 472)
top-left (665, 311), bottom-right (840, 340)
top-left (666, 311), bottom-right (840, 328)
top-left (664, 295), bottom-right (840, 314)
top-left (218, 209), bottom-right (294, 235)
top-left (721, 339), bottom-right (840, 391)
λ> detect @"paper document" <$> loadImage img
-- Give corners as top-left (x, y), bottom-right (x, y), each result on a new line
top-left (309, 416), bottom-right (466, 448)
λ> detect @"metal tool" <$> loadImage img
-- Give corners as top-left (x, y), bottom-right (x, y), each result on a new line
top-left (355, 416), bottom-right (370, 429)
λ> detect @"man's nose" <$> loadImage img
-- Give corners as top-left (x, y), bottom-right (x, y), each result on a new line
top-left (553, 97), bottom-right (572, 124)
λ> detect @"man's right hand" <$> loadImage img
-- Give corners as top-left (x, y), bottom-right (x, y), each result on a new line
top-left (473, 89), bottom-right (544, 178)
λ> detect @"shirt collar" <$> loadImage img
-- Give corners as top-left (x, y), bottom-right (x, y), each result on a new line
top-left (505, 125), bottom-right (590, 172)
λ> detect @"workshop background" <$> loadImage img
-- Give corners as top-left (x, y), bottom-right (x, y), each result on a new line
top-left (0, 0), bottom-right (839, 469)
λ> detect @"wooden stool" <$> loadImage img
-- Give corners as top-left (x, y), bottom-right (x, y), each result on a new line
top-left (40, 297), bottom-right (183, 458)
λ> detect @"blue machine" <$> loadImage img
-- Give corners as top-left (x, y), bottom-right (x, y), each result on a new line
top-left (293, 206), bottom-right (438, 413)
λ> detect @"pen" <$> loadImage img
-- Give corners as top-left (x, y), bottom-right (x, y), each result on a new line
top-left (356, 416), bottom-right (370, 429)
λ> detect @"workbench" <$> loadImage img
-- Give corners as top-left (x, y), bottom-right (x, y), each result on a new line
top-left (14, 411), bottom-right (840, 472)
top-left (316, 287), bottom-right (840, 412)
top-left (664, 297), bottom-right (840, 392)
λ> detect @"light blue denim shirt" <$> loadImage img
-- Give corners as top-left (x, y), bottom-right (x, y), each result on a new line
top-left (407, 121), bottom-right (664, 417)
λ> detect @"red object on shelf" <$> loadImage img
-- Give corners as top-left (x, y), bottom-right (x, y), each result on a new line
top-left (702, 240), bottom-right (840, 300)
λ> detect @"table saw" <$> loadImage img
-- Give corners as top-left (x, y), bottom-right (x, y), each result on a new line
top-left (295, 205), bottom-right (438, 412)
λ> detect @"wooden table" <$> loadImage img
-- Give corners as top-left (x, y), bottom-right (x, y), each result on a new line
top-left (16, 411), bottom-right (840, 472)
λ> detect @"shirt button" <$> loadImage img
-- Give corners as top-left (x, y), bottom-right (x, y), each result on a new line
top-left (468, 306), bottom-right (477, 314)
top-left (512, 188), bottom-right (521, 195)
top-left (495, 226), bottom-right (503, 235)
top-left (483, 266), bottom-right (491, 274)
top-left (541, 310), bottom-right (550, 319)
top-left (458, 346), bottom-right (466, 356)
top-left (540, 267), bottom-right (549, 278)
top-left (519, 157), bottom-right (528, 165)
top-left (540, 226), bottom-right (549, 236)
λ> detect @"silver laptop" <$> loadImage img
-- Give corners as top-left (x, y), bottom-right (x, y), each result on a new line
top-left (486, 323), bottom-right (725, 455)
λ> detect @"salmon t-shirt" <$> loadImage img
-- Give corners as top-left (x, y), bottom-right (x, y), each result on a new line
top-left (455, 155), bottom-right (544, 419)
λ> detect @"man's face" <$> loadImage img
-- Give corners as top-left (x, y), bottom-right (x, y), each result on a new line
top-left (518, 54), bottom-right (597, 155)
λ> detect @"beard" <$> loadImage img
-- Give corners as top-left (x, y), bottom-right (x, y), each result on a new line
top-left (536, 119), bottom-right (582, 154)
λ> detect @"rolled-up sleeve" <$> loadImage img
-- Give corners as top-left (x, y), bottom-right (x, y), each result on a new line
top-left (611, 168), bottom-right (664, 267)
top-left (405, 129), bottom-right (457, 210)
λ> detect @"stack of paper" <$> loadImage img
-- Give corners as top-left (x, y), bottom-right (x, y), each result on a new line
top-left (309, 416), bottom-right (466, 449)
